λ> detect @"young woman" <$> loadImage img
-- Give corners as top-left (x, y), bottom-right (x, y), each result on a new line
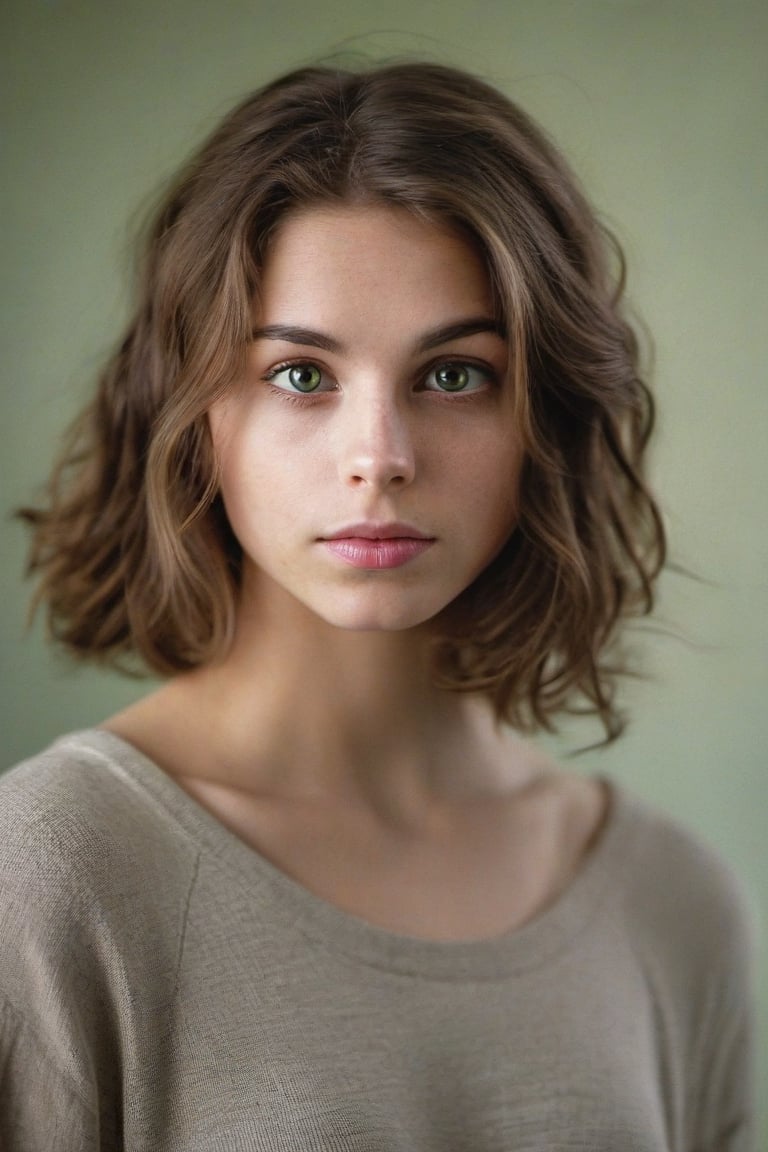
top-left (0, 63), bottom-right (754, 1149)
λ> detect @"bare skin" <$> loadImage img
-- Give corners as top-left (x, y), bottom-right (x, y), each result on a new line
top-left (106, 204), bottom-right (610, 942)
top-left (106, 570), bottom-right (609, 942)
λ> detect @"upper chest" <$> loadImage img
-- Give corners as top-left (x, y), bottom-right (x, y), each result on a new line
top-left (177, 770), bottom-right (609, 941)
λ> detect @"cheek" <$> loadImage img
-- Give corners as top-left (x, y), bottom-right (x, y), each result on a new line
top-left (213, 421), bottom-right (313, 556)
top-left (457, 428), bottom-right (522, 512)
top-left (209, 410), bottom-right (263, 531)
top-left (479, 463), bottom-right (521, 552)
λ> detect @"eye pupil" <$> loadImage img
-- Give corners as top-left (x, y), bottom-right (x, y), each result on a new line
top-left (288, 365), bottom-right (322, 392)
top-left (436, 364), bottom-right (469, 391)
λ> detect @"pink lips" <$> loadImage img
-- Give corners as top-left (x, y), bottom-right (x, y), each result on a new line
top-left (320, 523), bottom-right (435, 570)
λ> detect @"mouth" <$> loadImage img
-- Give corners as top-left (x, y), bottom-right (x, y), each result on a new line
top-left (322, 522), bottom-right (434, 542)
top-left (319, 524), bottom-right (435, 569)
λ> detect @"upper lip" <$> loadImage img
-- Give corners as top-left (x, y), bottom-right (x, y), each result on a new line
top-left (322, 522), bottom-right (434, 541)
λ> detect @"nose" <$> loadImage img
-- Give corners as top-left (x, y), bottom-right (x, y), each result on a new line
top-left (337, 393), bottom-right (416, 491)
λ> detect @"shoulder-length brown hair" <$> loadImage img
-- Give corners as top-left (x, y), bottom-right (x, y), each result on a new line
top-left (20, 62), bottom-right (665, 741)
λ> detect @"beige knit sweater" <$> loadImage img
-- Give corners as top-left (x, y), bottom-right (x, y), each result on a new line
top-left (0, 730), bottom-right (755, 1150)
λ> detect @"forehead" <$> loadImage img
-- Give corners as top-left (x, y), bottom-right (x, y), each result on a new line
top-left (255, 203), bottom-right (497, 331)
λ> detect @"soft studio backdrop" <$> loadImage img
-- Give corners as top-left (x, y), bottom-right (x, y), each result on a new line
top-left (2, 0), bottom-right (765, 1134)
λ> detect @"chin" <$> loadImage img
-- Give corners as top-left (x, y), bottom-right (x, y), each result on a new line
top-left (317, 608), bottom-right (432, 634)
top-left (313, 588), bottom-right (456, 634)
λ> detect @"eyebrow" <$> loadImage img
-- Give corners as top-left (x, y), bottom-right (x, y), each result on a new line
top-left (249, 317), bottom-right (507, 354)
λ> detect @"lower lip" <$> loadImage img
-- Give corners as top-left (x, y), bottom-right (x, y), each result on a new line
top-left (322, 537), bottom-right (434, 569)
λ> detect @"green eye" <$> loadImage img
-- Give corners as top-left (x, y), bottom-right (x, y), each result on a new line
top-left (434, 365), bottom-right (470, 391)
top-left (426, 362), bottom-right (491, 393)
top-left (287, 365), bottom-right (323, 392)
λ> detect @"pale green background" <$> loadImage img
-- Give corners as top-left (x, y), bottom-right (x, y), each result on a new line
top-left (1, 0), bottom-right (766, 1136)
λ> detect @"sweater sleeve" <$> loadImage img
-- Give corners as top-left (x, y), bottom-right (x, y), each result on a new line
top-left (0, 755), bottom-right (129, 1147)
top-left (0, 742), bottom-right (198, 1149)
top-left (0, 840), bottom-right (124, 1148)
top-left (699, 922), bottom-right (757, 1152)
top-left (690, 866), bottom-right (758, 1152)
top-left (621, 795), bottom-right (759, 1152)
top-left (0, 999), bottom-right (101, 1152)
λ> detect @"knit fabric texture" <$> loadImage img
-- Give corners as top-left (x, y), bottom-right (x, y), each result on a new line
top-left (0, 730), bottom-right (755, 1150)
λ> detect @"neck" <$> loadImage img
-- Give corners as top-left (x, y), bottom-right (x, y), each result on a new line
top-left (108, 577), bottom-right (544, 819)
top-left (158, 579), bottom-right (525, 813)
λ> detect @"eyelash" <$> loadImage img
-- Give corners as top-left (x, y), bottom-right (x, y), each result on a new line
top-left (260, 358), bottom-right (498, 400)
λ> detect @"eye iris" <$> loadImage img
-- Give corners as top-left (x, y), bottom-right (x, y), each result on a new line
top-left (436, 365), bottom-right (469, 391)
top-left (288, 365), bottom-right (322, 392)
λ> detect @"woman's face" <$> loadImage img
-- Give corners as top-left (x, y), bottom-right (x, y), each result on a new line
top-left (208, 202), bottom-right (522, 633)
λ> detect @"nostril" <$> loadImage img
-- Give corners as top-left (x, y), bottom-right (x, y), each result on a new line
top-left (348, 471), bottom-right (408, 488)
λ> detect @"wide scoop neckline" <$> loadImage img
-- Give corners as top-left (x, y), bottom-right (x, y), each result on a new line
top-left (62, 728), bottom-right (641, 981)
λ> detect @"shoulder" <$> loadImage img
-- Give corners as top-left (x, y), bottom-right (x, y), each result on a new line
top-left (611, 788), bottom-right (758, 1145)
top-left (608, 783), bottom-right (756, 1078)
top-left (0, 729), bottom-right (199, 895)
top-left (0, 730), bottom-right (200, 1007)
top-left (614, 785), bottom-right (756, 958)
top-left (0, 732), bottom-right (204, 1129)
